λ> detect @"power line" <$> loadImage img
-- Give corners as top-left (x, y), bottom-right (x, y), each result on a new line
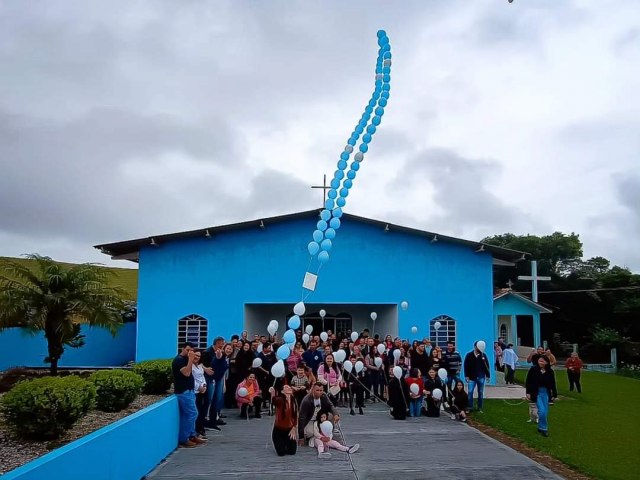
top-left (520, 286), bottom-right (640, 294)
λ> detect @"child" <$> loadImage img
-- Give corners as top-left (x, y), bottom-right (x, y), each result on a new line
top-left (291, 365), bottom-right (310, 406)
top-left (449, 380), bottom-right (468, 422)
top-left (405, 368), bottom-right (424, 417)
top-left (313, 410), bottom-right (359, 459)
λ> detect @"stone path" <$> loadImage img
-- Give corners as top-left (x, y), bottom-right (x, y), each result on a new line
top-left (146, 401), bottom-right (562, 480)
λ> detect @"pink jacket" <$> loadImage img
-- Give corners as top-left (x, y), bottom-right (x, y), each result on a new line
top-left (286, 351), bottom-right (303, 372)
top-left (236, 378), bottom-right (261, 406)
top-left (317, 364), bottom-right (343, 387)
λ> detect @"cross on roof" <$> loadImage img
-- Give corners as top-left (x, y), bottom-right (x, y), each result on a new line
top-left (518, 260), bottom-right (551, 302)
top-left (311, 174), bottom-right (330, 206)
top-left (506, 279), bottom-right (514, 289)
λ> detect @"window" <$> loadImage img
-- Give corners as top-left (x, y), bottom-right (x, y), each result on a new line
top-left (500, 323), bottom-right (508, 340)
top-left (303, 312), bottom-right (352, 336)
top-left (177, 314), bottom-right (208, 353)
top-left (430, 315), bottom-right (456, 348)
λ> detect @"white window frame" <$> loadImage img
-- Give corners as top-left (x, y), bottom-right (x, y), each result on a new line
top-left (429, 315), bottom-right (456, 348)
top-left (177, 314), bottom-right (208, 353)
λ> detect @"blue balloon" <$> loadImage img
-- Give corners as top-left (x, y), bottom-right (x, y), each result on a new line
top-left (355, 125), bottom-right (364, 134)
top-left (372, 116), bottom-right (381, 126)
top-left (347, 169), bottom-right (356, 179)
top-left (340, 152), bottom-right (349, 160)
top-left (352, 162), bottom-right (360, 171)
top-left (375, 106), bottom-right (385, 116)
top-left (330, 217), bottom-right (341, 229)
top-left (277, 344), bottom-right (291, 360)
top-left (365, 105), bottom-right (373, 114)
top-left (318, 250), bottom-right (329, 264)
top-left (378, 36), bottom-right (389, 47)
top-left (330, 178), bottom-right (340, 189)
top-left (327, 189), bottom-right (337, 199)
top-left (378, 98), bottom-right (387, 107)
top-left (368, 99), bottom-right (376, 107)
top-left (382, 43), bottom-right (391, 52)
top-left (332, 207), bottom-right (343, 218)
top-left (366, 125), bottom-right (377, 134)
top-left (308, 241), bottom-right (320, 255)
top-left (383, 74), bottom-right (390, 83)
top-left (313, 229), bottom-right (324, 243)
top-left (320, 209), bottom-right (331, 221)
top-left (317, 219), bottom-right (328, 231)
top-left (339, 188), bottom-right (349, 198)
top-left (382, 83), bottom-right (390, 91)
top-left (359, 143), bottom-right (368, 153)
top-left (288, 316), bottom-right (301, 330)
top-left (375, 67), bottom-right (383, 74)
top-left (383, 66), bottom-right (390, 74)
top-left (381, 91), bottom-right (389, 99)
top-left (377, 30), bottom-right (387, 38)
top-left (338, 160), bottom-right (348, 170)
top-left (283, 329), bottom-right (296, 343)
top-left (336, 196), bottom-right (346, 206)
top-left (321, 238), bottom-right (332, 251)
top-left (383, 51), bottom-right (392, 59)
top-left (347, 137), bottom-right (356, 146)
top-left (325, 198), bottom-right (335, 210)
top-left (325, 227), bottom-right (336, 239)
top-left (343, 179), bottom-right (353, 189)
top-left (334, 169), bottom-right (344, 180)
top-left (363, 134), bottom-right (372, 144)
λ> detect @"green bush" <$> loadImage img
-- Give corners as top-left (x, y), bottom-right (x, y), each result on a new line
top-left (0, 376), bottom-right (96, 439)
top-left (89, 369), bottom-right (143, 412)
top-left (132, 359), bottom-right (173, 394)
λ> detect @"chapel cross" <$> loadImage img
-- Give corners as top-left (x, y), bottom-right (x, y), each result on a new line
top-left (311, 174), bottom-right (331, 206)
top-left (506, 279), bottom-right (514, 289)
top-left (518, 260), bottom-right (551, 302)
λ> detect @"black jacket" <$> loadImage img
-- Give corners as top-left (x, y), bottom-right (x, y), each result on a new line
top-left (525, 366), bottom-right (558, 402)
top-left (463, 351), bottom-right (491, 381)
top-left (298, 393), bottom-right (338, 438)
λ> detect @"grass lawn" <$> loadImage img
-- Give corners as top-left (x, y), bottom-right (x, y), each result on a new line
top-left (473, 370), bottom-right (640, 480)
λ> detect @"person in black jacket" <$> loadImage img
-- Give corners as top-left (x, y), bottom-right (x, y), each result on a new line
top-left (387, 365), bottom-right (408, 420)
top-left (525, 355), bottom-right (557, 437)
top-left (463, 342), bottom-right (491, 413)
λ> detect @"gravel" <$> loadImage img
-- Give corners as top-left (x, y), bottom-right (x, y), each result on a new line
top-left (0, 394), bottom-right (168, 475)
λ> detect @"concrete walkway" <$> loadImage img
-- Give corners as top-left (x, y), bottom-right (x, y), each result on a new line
top-left (146, 402), bottom-right (562, 480)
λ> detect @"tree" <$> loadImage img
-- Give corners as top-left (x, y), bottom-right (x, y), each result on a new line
top-left (0, 254), bottom-right (126, 375)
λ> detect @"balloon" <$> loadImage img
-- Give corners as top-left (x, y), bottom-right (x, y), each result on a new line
top-left (288, 315), bottom-right (301, 330)
top-left (320, 420), bottom-right (334, 437)
top-left (351, 331), bottom-right (358, 342)
top-left (374, 357), bottom-right (383, 368)
top-left (476, 340), bottom-right (486, 353)
top-left (325, 199), bottom-right (335, 210)
top-left (332, 207), bottom-right (343, 218)
top-left (257, 343), bottom-right (263, 353)
top-left (319, 309), bottom-right (326, 318)
top-left (334, 350), bottom-right (346, 363)
top-left (325, 228), bottom-right (336, 239)
top-left (283, 329), bottom-right (296, 344)
top-left (393, 366), bottom-right (403, 379)
top-left (238, 387), bottom-right (248, 397)
top-left (294, 301), bottom-right (306, 316)
top-left (267, 323), bottom-right (277, 335)
top-left (376, 344), bottom-right (385, 355)
top-left (330, 217), bottom-right (341, 229)
top-left (438, 368), bottom-right (448, 381)
top-left (401, 301), bottom-right (409, 311)
top-left (409, 383), bottom-right (419, 396)
top-left (370, 312), bottom-right (377, 321)
top-left (343, 360), bottom-right (353, 373)
top-left (276, 344), bottom-right (291, 361)
top-left (318, 251), bottom-right (330, 264)
top-left (271, 360), bottom-right (286, 378)
top-left (434, 321), bottom-right (441, 330)
top-left (313, 230), bottom-right (324, 243)
top-left (320, 210), bottom-right (331, 221)
top-left (252, 358), bottom-right (262, 368)
top-left (336, 197), bottom-right (346, 207)
top-left (308, 242), bottom-right (320, 255)
top-left (305, 325), bottom-right (313, 334)
top-left (411, 326), bottom-right (418, 334)
top-left (302, 333), bottom-right (310, 344)
top-left (393, 349), bottom-right (401, 360)
top-left (320, 332), bottom-right (328, 342)
top-left (432, 388), bottom-right (443, 400)
top-left (355, 361), bottom-right (364, 373)
top-left (321, 239), bottom-right (332, 251)
top-left (317, 220), bottom-right (328, 231)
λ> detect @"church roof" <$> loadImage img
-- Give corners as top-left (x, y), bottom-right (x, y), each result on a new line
top-left (94, 209), bottom-right (529, 264)
top-left (493, 289), bottom-right (552, 313)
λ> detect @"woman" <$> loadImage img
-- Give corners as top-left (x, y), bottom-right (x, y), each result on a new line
top-left (364, 349), bottom-right (383, 401)
top-left (269, 384), bottom-right (298, 456)
top-left (387, 365), bottom-right (408, 420)
top-left (405, 368), bottom-right (424, 417)
top-left (346, 354), bottom-right (366, 415)
top-left (191, 350), bottom-right (208, 439)
top-left (423, 368), bottom-right (445, 417)
top-left (236, 371), bottom-right (263, 419)
top-left (525, 355), bottom-right (557, 437)
top-left (494, 341), bottom-right (504, 372)
top-left (565, 351), bottom-right (584, 393)
top-left (428, 347), bottom-right (443, 371)
top-left (317, 353), bottom-right (343, 404)
top-left (384, 335), bottom-right (394, 350)
top-left (449, 380), bottom-right (469, 422)
top-left (234, 341), bottom-right (255, 383)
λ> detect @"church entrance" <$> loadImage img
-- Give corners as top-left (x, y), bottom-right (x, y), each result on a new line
top-left (302, 312), bottom-right (352, 337)
top-left (517, 315), bottom-right (534, 347)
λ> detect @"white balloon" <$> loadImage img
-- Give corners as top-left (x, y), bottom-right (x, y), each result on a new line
top-left (476, 340), bottom-right (486, 353)
top-left (401, 301), bottom-right (409, 311)
top-left (411, 326), bottom-right (418, 334)
top-left (252, 358), bottom-right (262, 368)
top-left (302, 333), bottom-right (310, 344)
top-left (434, 321), bottom-right (441, 330)
top-left (350, 331), bottom-right (358, 342)
top-left (409, 383), bottom-right (419, 395)
top-left (370, 312), bottom-right (377, 321)
top-left (257, 343), bottom-right (263, 353)
top-left (333, 350), bottom-right (346, 363)
top-left (238, 387), bottom-right (248, 397)
top-left (320, 332), bottom-right (328, 342)
top-left (268, 321), bottom-right (278, 335)
top-left (271, 360), bottom-right (286, 378)
top-left (432, 388), bottom-right (443, 400)
top-left (374, 357), bottom-right (383, 368)
top-left (355, 360), bottom-right (364, 373)
top-left (393, 366), bottom-right (403, 379)
top-left (293, 301), bottom-right (306, 316)
top-left (305, 325), bottom-right (313, 335)
top-left (393, 349), bottom-right (401, 360)
top-left (438, 368), bottom-right (448, 381)
top-left (343, 360), bottom-right (353, 373)
top-left (376, 344), bottom-right (385, 355)
top-left (319, 309), bottom-right (326, 318)
top-left (320, 420), bottom-right (333, 437)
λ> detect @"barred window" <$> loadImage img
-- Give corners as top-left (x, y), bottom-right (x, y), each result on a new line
top-left (500, 323), bottom-right (508, 339)
top-left (429, 315), bottom-right (456, 348)
top-left (177, 314), bottom-right (208, 353)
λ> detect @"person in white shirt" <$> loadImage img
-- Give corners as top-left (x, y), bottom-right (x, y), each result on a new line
top-left (502, 344), bottom-right (518, 385)
top-left (192, 351), bottom-right (209, 438)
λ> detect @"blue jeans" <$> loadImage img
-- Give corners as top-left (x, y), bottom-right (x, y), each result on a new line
top-left (214, 378), bottom-right (225, 411)
top-left (409, 397), bottom-right (422, 417)
top-left (447, 372), bottom-right (461, 391)
top-left (176, 391), bottom-right (198, 443)
top-left (467, 376), bottom-right (486, 410)
top-left (537, 387), bottom-right (549, 432)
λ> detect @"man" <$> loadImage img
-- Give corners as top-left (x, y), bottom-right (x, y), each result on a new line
top-left (423, 338), bottom-right (433, 357)
top-left (256, 342), bottom-right (276, 394)
top-left (410, 343), bottom-right (430, 383)
top-left (298, 383), bottom-right (340, 446)
top-left (171, 342), bottom-right (207, 447)
top-left (442, 341), bottom-right (462, 390)
top-left (527, 346), bottom-right (545, 364)
top-left (502, 344), bottom-right (518, 384)
top-left (202, 336), bottom-right (228, 428)
top-left (463, 342), bottom-right (491, 413)
top-left (302, 340), bottom-right (324, 375)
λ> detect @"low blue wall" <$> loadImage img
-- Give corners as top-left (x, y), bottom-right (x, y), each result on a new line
top-left (0, 323), bottom-right (136, 371)
top-left (2, 396), bottom-right (178, 480)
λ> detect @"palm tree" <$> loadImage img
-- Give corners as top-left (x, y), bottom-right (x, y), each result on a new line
top-left (0, 254), bottom-right (126, 375)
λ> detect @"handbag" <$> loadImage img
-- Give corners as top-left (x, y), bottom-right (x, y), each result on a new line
top-left (329, 385), bottom-right (341, 396)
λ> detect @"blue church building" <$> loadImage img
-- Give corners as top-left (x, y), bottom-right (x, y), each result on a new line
top-left (96, 210), bottom-right (527, 376)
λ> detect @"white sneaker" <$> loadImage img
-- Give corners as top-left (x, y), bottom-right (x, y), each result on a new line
top-left (450, 414), bottom-right (456, 420)
top-left (318, 452), bottom-right (331, 459)
top-left (348, 444), bottom-right (360, 454)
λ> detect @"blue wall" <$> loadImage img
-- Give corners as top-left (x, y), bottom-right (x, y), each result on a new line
top-left (494, 295), bottom-right (542, 316)
top-left (0, 323), bottom-right (136, 371)
top-left (137, 215), bottom-right (495, 370)
top-left (2, 396), bottom-right (177, 480)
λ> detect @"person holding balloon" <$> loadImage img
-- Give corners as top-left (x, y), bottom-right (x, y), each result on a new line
top-left (423, 367), bottom-right (445, 417)
top-left (405, 368), bottom-right (425, 417)
top-left (463, 341), bottom-right (491, 413)
top-left (387, 365), bottom-right (409, 420)
top-left (269, 384), bottom-right (299, 457)
top-left (317, 353), bottom-right (343, 405)
top-left (364, 347), bottom-right (384, 402)
top-left (235, 371), bottom-right (263, 419)
top-left (344, 354), bottom-right (366, 415)
top-left (313, 410), bottom-right (360, 459)
top-left (298, 383), bottom-right (340, 447)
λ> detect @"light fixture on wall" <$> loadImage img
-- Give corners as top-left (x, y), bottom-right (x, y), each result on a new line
top-left (259, 220), bottom-right (265, 230)
top-left (519, 253), bottom-right (526, 261)
top-left (475, 244), bottom-right (485, 253)
top-left (430, 235), bottom-right (438, 243)
top-left (204, 229), bottom-right (212, 238)
top-left (384, 224), bottom-right (390, 232)
top-left (150, 238), bottom-right (159, 247)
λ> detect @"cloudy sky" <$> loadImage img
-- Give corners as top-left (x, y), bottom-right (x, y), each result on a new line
top-left (1, 0), bottom-right (638, 272)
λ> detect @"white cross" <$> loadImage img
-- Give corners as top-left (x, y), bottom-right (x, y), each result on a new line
top-left (311, 174), bottom-right (330, 206)
top-left (518, 260), bottom-right (551, 302)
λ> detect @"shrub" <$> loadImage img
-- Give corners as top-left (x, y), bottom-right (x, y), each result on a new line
top-left (132, 359), bottom-right (173, 394)
top-left (0, 376), bottom-right (96, 439)
top-left (89, 369), bottom-right (143, 412)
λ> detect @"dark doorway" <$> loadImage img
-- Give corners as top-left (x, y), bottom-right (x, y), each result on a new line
top-left (303, 312), bottom-right (352, 336)
top-left (517, 315), bottom-right (534, 347)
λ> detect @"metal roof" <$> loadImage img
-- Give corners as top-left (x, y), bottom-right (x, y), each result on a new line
top-left (94, 209), bottom-right (529, 264)
top-left (493, 289), bottom-right (552, 313)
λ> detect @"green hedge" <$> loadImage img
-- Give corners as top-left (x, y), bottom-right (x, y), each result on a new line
top-left (0, 376), bottom-right (96, 439)
top-left (132, 359), bottom-right (173, 394)
top-left (89, 370), bottom-right (143, 412)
